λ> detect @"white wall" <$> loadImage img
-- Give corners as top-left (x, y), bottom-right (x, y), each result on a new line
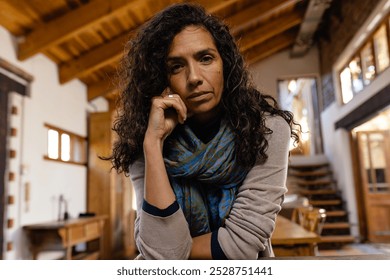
top-left (321, 0), bottom-right (390, 238)
top-left (249, 47), bottom-right (320, 99)
top-left (0, 26), bottom-right (91, 259)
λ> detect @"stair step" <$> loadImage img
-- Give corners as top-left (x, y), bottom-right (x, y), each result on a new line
top-left (326, 210), bottom-right (347, 217)
top-left (299, 189), bottom-right (337, 195)
top-left (289, 162), bottom-right (329, 169)
top-left (309, 199), bottom-right (342, 206)
top-left (296, 179), bottom-right (334, 186)
top-left (289, 170), bottom-right (332, 177)
top-left (320, 235), bottom-right (355, 243)
top-left (323, 222), bottom-right (351, 229)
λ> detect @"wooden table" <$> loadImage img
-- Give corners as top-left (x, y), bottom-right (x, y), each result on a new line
top-left (23, 215), bottom-right (107, 260)
top-left (271, 215), bottom-right (320, 256)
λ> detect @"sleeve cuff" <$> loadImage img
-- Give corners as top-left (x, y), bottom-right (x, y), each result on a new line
top-left (142, 199), bottom-right (180, 217)
top-left (211, 230), bottom-right (228, 260)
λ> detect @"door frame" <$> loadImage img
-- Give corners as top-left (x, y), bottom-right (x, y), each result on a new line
top-left (0, 66), bottom-right (30, 259)
top-left (350, 132), bottom-right (368, 241)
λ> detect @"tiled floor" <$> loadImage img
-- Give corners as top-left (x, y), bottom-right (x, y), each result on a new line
top-left (318, 243), bottom-right (390, 256)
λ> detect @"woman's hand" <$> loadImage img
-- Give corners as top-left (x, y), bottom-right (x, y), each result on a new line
top-left (145, 88), bottom-right (187, 145)
top-left (143, 88), bottom-right (186, 210)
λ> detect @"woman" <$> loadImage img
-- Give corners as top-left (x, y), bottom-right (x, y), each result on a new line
top-left (109, 3), bottom-right (298, 259)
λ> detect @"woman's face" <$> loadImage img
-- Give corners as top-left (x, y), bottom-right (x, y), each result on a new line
top-left (166, 25), bottom-right (224, 123)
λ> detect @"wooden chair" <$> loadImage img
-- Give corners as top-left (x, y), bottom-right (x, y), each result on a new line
top-left (291, 206), bottom-right (327, 255)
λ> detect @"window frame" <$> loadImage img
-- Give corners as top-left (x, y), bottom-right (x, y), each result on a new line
top-left (44, 123), bottom-right (87, 166)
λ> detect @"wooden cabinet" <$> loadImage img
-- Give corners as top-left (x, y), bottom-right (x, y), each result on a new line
top-left (88, 111), bottom-right (136, 259)
top-left (23, 216), bottom-right (107, 260)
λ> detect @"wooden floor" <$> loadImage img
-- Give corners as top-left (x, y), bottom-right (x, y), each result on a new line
top-left (318, 243), bottom-right (390, 256)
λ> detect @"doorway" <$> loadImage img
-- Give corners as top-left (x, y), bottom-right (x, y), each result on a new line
top-left (278, 77), bottom-right (323, 155)
top-left (352, 107), bottom-right (390, 243)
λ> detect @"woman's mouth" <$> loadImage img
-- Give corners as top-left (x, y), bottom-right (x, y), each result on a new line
top-left (187, 91), bottom-right (211, 101)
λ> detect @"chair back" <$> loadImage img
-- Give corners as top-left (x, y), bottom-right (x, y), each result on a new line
top-left (291, 206), bottom-right (326, 235)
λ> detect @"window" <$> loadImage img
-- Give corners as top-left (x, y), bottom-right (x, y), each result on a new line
top-left (44, 124), bottom-right (87, 165)
top-left (349, 56), bottom-right (364, 93)
top-left (339, 13), bottom-right (390, 104)
top-left (340, 67), bottom-right (353, 104)
top-left (373, 24), bottom-right (390, 73)
top-left (361, 41), bottom-right (376, 85)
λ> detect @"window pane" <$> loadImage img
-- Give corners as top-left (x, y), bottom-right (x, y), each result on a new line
top-left (361, 42), bottom-right (376, 85)
top-left (72, 137), bottom-right (86, 163)
top-left (340, 67), bottom-right (353, 104)
top-left (373, 25), bottom-right (390, 73)
top-left (61, 133), bottom-right (71, 161)
top-left (73, 138), bottom-right (80, 162)
top-left (349, 57), bottom-right (364, 93)
top-left (48, 129), bottom-right (59, 159)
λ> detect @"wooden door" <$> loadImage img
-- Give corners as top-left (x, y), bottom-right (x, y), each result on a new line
top-left (356, 131), bottom-right (390, 242)
top-left (87, 111), bottom-right (136, 259)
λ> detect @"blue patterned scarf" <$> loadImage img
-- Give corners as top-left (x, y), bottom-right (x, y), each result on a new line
top-left (164, 119), bottom-right (249, 237)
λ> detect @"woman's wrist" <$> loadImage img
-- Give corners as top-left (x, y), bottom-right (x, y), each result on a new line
top-left (143, 132), bottom-right (164, 155)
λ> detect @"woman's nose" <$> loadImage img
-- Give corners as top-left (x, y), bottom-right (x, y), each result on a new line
top-left (187, 63), bottom-right (203, 87)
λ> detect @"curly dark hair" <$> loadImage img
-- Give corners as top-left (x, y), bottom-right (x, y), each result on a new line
top-left (109, 3), bottom-right (299, 173)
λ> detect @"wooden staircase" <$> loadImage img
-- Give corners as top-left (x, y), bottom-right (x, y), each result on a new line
top-left (288, 157), bottom-right (356, 249)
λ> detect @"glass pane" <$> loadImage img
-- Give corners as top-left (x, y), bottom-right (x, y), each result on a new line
top-left (360, 133), bottom-right (373, 183)
top-left (369, 133), bottom-right (387, 188)
top-left (349, 57), bottom-right (364, 93)
top-left (361, 42), bottom-right (376, 85)
top-left (47, 129), bottom-right (59, 159)
top-left (340, 67), bottom-right (353, 103)
top-left (61, 133), bottom-right (70, 161)
top-left (373, 25), bottom-right (390, 73)
top-left (73, 138), bottom-right (80, 162)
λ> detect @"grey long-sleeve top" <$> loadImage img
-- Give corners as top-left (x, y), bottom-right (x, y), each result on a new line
top-left (129, 115), bottom-right (290, 259)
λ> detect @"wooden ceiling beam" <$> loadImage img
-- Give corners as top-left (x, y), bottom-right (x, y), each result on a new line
top-left (57, 0), bottom-right (240, 85)
top-left (59, 33), bottom-right (130, 83)
top-left (87, 78), bottom-right (118, 101)
top-left (244, 31), bottom-right (296, 65)
top-left (227, 0), bottom-right (302, 35)
top-left (239, 10), bottom-right (303, 53)
top-left (0, 1), bottom-right (36, 35)
top-left (17, 0), bottom-right (175, 60)
top-left (193, 0), bottom-right (242, 15)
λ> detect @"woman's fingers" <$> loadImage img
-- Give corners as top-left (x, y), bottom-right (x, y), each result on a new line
top-left (146, 92), bottom-right (187, 141)
top-left (162, 94), bottom-right (187, 124)
top-left (160, 88), bottom-right (187, 124)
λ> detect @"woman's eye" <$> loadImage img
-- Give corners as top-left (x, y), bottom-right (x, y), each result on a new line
top-left (200, 55), bottom-right (213, 64)
top-left (169, 64), bottom-right (183, 74)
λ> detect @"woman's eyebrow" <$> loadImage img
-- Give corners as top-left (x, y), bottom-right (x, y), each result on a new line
top-left (167, 48), bottom-right (218, 61)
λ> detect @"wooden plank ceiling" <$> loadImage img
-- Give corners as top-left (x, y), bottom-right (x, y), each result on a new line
top-left (0, 0), bottom-right (314, 101)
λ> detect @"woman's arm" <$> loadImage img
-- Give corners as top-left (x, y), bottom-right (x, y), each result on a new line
top-left (215, 115), bottom-right (290, 259)
top-left (129, 91), bottom-right (193, 259)
top-left (143, 92), bottom-right (187, 209)
top-left (130, 158), bottom-right (192, 259)
top-left (189, 116), bottom-right (290, 260)
top-left (131, 158), bottom-right (213, 260)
